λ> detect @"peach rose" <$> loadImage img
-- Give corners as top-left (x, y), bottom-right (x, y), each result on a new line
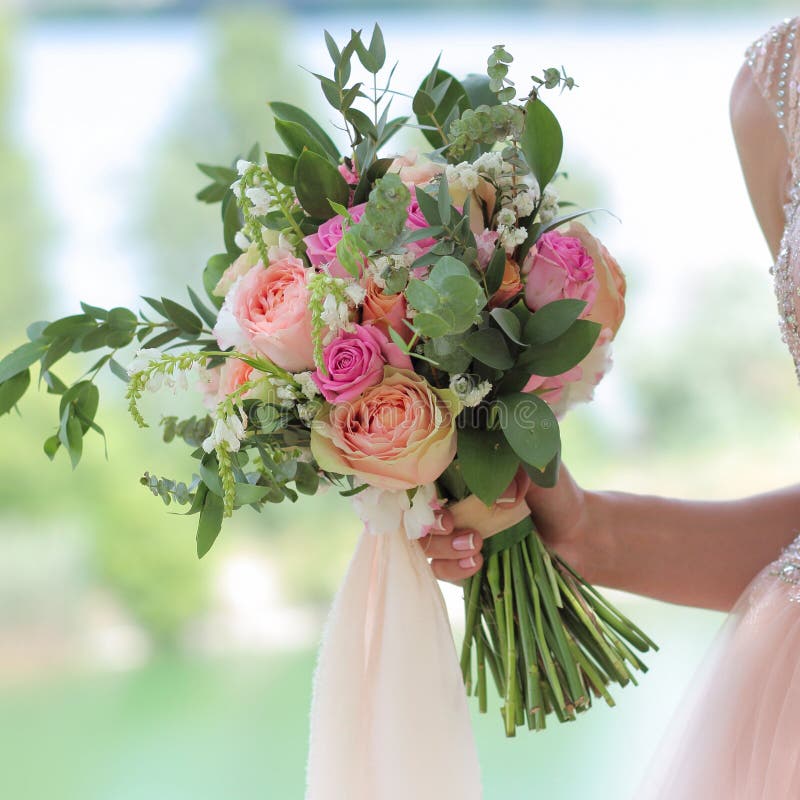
top-left (310, 367), bottom-right (459, 490)
top-left (489, 258), bottom-right (523, 308)
top-left (200, 358), bottom-right (275, 410)
top-left (564, 223), bottom-right (626, 338)
top-left (387, 149), bottom-right (443, 186)
top-left (449, 177), bottom-right (496, 235)
top-left (213, 256), bottom-right (314, 371)
top-left (361, 277), bottom-right (412, 343)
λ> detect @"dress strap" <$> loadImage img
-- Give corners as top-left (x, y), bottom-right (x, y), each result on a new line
top-left (745, 18), bottom-right (800, 149)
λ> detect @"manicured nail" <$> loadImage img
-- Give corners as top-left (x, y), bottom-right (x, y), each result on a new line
top-left (458, 556), bottom-right (476, 569)
top-left (452, 533), bottom-right (474, 552)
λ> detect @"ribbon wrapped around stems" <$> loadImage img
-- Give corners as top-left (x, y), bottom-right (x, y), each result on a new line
top-left (305, 481), bottom-right (531, 800)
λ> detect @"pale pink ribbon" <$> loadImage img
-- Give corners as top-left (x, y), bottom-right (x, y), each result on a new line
top-left (305, 476), bottom-right (531, 800)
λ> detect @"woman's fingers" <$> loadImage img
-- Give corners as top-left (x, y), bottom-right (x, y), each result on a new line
top-left (419, 527), bottom-right (483, 560)
top-left (430, 551), bottom-right (484, 582)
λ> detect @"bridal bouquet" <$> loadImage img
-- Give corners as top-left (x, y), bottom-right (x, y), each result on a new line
top-left (0, 24), bottom-right (655, 796)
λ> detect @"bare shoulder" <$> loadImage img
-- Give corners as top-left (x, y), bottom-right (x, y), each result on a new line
top-left (730, 63), bottom-right (790, 260)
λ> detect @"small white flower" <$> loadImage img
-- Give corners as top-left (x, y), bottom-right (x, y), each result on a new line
top-left (474, 151), bottom-right (502, 175)
top-left (245, 186), bottom-right (271, 216)
top-left (297, 402), bottom-right (320, 424)
top-left (275, 386), bottom-right (295, 402)
top-left (230, 179), bottom-right (242, 195)
top-left (538, 185), bottom-right (560, 224)
top-left (235, 230), bottom-right (251, 251)
top-left (295, 371), bottom-right (321, 400)
top-left (126, 348), bottom-right (162, 377)
top-left (498, 224), bottom-right (527, 252)
top-left (450, 373), bottom-right (493, 407)
top-left (145, 372), bottom-right (164, 393)
top-left (201, 411), bottom-right (247, 454)
top-left (236, 159), bottom-right (253, 176)
top-left (513, 189), bottom-right (537, 218)
top-left (496, 207), bottom-right (516, 227)
top-left (344, 282), bottom-right (366, 306)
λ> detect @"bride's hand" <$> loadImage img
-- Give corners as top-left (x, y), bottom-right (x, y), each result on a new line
top-left (424, 464), bottom-right (590, 584)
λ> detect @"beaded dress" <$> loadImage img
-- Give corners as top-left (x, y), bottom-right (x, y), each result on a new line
top-left (638, 18), bottom-right (800, 799)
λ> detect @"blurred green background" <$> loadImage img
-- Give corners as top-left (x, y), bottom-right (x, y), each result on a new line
top-left (1, 1), bottom-right (799, 798)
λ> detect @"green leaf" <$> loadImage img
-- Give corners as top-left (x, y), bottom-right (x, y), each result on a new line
top-left (355, 23), bottom-right (386, 73)
top-left (294, 150), bottom-right (350, 220)
top-left (43, 434), bottom-right (60, 460)
top-left (222, 192), bottom-right (242, 257)
top-left (161, 298), bottom-right (203, 336)
top-left (461, 73), bottom-right (500, 109)
top-left (405, 278), bottom-right (440, 313)
top-left (27, 321), bottom-right (49, 341)
top-left (519, 319), bottom-right (600, 376)
top-left (423, 334), bottom-right (472, 373)
top-left (295, 461), bottom-right (320, 495)
top-left (497, 393), bottom-right (560, 469)
top-left (196, 163), bottom-right (237, 185)
top-left (80, 302), bottom-right (108, 320)
top-left (41, 336), bottom-right (74, 372)
top-left (525, 447), bottom-right (561, 488)
top-left (414, 68), bottom-right (469, 149)
top-left (58, 407), bottom-right (83, 469)
top-left (234, 483), bottom-right (271, 506)
top-left (438, 174), bottom-right (451, 226)
top-left (196, 182), bottom-right (228, 204)
top-left (203, 253), bottom-right (232, 307)
top-left (0, 369), bottom-right (30, 415)
top-left (462, 328), bottom-right (514, 370)
top-left (490, 307), bottom-right (526, 345)
top-left (414, 185), bottom-right (441, 225)
top-left (265, 152), bottom-right (297, 186)
top-left (523, 299), bottom-right (587, 345)
top-left (457, 426), bottom-right (520, 507)
top-left (519, 98), bottom-right (563, 190)
top-left (43, 314), bottom-right (95, 339)
top-left (411, 312), bottom-right (451, 338)
top-left (0, 339), bottom-right (48, 383)
top-left (109, 358), bottom-right (130, 384)
top-left (141, 296), bottom-right (167, 317)
top-left (196, 489), bottom-right (224, 558)
top-left (484, 245), bottom-right (506, 296)
top-left (270, 102), bottom-right (340, 162)
top-left (274, 117), bottom-right (329, 160)
top-left (187, 285), bottom-right (219, 329)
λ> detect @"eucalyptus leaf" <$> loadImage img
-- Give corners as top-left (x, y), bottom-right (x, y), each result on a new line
top-left (0, 339), bottom-right (48, 383)
top-left (462, 328), bottom-right (514, 370)
top-left (0, 369), bottom-right (30, 415)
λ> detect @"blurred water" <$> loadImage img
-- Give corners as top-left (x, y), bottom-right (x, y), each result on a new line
top-left (2, 8), bottom-right (799, 800)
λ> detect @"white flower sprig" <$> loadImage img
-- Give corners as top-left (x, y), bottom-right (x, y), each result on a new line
top-left (308, 272), bottom-right (360, 371)
top-left (449, 373), bottom-right (493, 408)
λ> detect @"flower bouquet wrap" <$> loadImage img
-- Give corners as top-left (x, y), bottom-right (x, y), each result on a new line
top-left (0, 24), bottom-right (655, 798)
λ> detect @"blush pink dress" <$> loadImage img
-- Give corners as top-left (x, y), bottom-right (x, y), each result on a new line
top-left (639, 18), bottom-right (800, 800)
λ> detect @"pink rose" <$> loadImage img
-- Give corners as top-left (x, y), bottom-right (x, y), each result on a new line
top-left (310, 367), bottom-right (459, 490)
top-left (304, 203), bottom-right (368, 278)
top-left (312, 324), bottom-right (412, 403)
top-left (522, 230), bottom-right (598, 313)
top-left (522, 366), bottom-right (583, 408)
top-left (361, 277), bottom-right (412, 343)
top-left (564, 223), bottom-right (626, 338)
top-left (475, 229), bottom-right (500, 269)
top-left (199, 358), bottom-right (275, 410)
top-left (387, 150), bottom-right (443, 186)
top-left (338, 162), bottom-right (358, 185)
top-left (214, 257), bottom-right (315, 371)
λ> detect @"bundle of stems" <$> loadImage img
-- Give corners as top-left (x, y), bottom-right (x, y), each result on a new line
top-left (460, 517), bottom-right (658, 734)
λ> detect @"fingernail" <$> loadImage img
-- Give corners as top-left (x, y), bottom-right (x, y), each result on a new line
top-left (452, 533), bottom-right (474, 552)
top-left (458, 556), bottom-right (476, 569)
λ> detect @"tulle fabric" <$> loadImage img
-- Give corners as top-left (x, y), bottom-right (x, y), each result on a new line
top-left (639, 564), bottom-right (800, 799)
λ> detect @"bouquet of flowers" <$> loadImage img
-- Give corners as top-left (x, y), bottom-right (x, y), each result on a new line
top-left (0, 23), bottom-right (655, 796)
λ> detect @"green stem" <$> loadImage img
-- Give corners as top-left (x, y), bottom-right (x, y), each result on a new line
top-left (502, 549), bottom-right (517, 736)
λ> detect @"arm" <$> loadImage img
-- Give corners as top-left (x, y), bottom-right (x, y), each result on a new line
top-left (526, 471), bottom-right (800, 611)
